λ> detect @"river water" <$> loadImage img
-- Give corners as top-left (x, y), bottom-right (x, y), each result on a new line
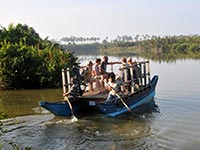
top-left (0, 55), bottom-right (200, 150)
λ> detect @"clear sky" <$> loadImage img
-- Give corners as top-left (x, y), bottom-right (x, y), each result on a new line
top-left (1, 0), bottom-right (200, 40)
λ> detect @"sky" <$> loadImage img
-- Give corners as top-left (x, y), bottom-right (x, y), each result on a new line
top-left (1, 0), bottom-right (200, 40)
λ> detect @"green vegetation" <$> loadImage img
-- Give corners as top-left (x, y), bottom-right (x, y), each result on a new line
top-left (0, 23), bottom-right (77, 90)
top-left (60, 36), bottom-right (100, 44)
top-left (99, 35), bottom-right (200, 61)
top-left (60, 35), bottom-right (200, 61)
top-left (61, 43), bottom-right (100, 55)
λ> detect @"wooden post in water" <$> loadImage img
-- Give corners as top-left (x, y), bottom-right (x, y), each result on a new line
top-left (62, 69), bottom-right (67, 94)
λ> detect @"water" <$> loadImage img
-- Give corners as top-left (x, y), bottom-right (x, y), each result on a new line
top-left (0, 56), bottom-right (200, 150)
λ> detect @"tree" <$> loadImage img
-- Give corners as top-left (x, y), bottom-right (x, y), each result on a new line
top-left (0, 24), bottom-right (77, 89)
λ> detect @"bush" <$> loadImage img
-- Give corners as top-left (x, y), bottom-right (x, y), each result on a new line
top-left (0, 23), bottom-right (78, 89)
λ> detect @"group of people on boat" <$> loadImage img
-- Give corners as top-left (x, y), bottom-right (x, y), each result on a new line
top-left (81, 55), bottom-right (139, 103)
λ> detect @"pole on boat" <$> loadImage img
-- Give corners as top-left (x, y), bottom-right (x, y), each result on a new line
top-left (143, 62), bottom-right (147, 87)
top-left (66, 68), bottom-right (71, 91)
top-left (138, 63), bottom-right (143, 88)
top-left (62, 69), bottom-right (67, 94)
top-left (62, 68), bottom-right (78, 121)
top-left (64, 96), bottom-right (78, 121)
top-left (106, 82), bottom-right (132, 113)
top-left (129, 64), bottom-right (134, 93)
top-left (147, 61), bottom-right (151, 86)
top-left (115, 93), bottom-right (132, 112)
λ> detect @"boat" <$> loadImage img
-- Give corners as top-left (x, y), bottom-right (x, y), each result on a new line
top-left (39, 61), bottom-right (159, 117)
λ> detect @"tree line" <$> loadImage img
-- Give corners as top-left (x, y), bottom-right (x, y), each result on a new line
top-left (0, 23), bottom-right (77, 90)
top-left (60, 34), bottom-right (200, 61)
top-left (132, 35), bottom-right (200, 61)
top-left (60, 36), bottom-right (100, 44)
top-left (57, 35), bottom-right (135, 44)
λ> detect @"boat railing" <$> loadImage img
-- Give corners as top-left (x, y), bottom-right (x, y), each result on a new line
top-left (62, 61), bottom-right (151, 97)
top-left (119, 61), bottom-right (151, 94)
top-left (62, 66), bottom-right (85, 100)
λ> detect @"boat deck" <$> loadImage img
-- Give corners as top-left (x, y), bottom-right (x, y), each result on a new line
top-left (79, 91), bottom-right (108, 101)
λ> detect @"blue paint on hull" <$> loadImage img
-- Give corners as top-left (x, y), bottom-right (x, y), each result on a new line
top-left (39, 101), bottom-right (72, 116)
top-left (106, 90), bottom-right (155, 117)
top-left (95, 75), bottom-right (159, 117)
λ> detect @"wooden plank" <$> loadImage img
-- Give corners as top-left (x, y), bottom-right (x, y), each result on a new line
top-left (138, 63), bottom-right (143, 87)
top-left (80, 91), bottom-right (108, 100)
top-left (143, 63), bottom-right (147, 86)
top-left (62, 69), bottom-right (67, 94)
top-left (66, 68), bottom-right (71, 91)
top-left (147, 61), bottom-right (151, 85)
top-left (129, 65), bottom-right (134, 93)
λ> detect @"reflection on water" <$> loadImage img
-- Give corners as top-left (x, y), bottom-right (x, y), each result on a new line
top-left (0, 89), bottom-right (63, 118)
top-left (1, 57), bottom-right (200, 149)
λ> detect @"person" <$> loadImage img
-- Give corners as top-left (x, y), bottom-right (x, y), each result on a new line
top-left (105, 72), bottom-right (121, 104)
top-left (127, 57), bottom-right (140, 87)
top-left (127, 57), bottom-right (133, 65)
top-left (93, 58), bottom-right (102, 78)
top-left (119, 57), bottom-right (129, 81)
top-left (118, 57), bottom-right (130, 93)
top-left (83, 61), bottom-right (104, 93)
top-left (93, 58), bottom-right (108, 91)
top-left (100, 55), bottom-right (121, 74)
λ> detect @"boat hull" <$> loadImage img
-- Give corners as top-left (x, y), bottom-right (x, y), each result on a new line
top-left (39, 100), bottom-right (90, 117)
top-left (39, 75), bottom-right (158, 117)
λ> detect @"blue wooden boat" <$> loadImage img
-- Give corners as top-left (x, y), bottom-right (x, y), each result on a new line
top-left (39, 61), bottom-right (159, 117)
top-left (39, 75), bottom-right (158, 117)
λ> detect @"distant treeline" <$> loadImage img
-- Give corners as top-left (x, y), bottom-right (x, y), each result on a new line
top-left (102, 35), bottom-right (200, 61)
top-left (61, 43), bottom-right (100, 55)
top-left (60, 36), bottom-right (100, 44)
top-left (0, 23), bottom-right (77, 90)
top-left (61, 35), bottom-right (200, 61)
